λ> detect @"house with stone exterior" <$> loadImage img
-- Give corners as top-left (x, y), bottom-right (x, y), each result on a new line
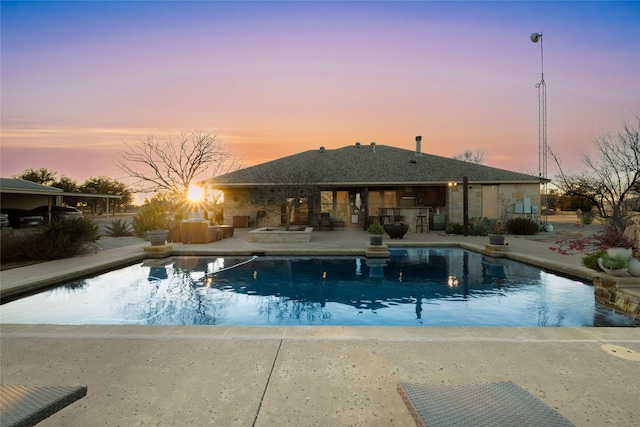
top-left (202, 141), bottom-right (543, 231)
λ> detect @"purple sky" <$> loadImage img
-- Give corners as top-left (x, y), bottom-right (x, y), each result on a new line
top-left (1, 1), bottom-right (639, 187)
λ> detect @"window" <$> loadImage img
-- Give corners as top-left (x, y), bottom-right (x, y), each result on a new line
top-left (368, 190), bottom-right (396, 216)
top-left (335, 191), bottom-right (349, 220)
top-left (320, 190), bottom-right (349, 219)
top-left (320, 191), bottom-right (333, 213)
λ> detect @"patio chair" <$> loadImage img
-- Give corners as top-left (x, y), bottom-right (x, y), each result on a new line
top-left (319, 213), bottom-right (331, 230)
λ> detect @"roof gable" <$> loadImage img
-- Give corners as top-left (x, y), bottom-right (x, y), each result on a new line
top-left (207, 144), bottom-right (539, 187)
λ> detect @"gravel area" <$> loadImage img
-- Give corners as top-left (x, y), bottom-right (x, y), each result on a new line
top-left (94, 236), bottom-right (145, 251)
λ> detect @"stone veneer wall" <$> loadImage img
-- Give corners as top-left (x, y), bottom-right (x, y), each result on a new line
top-left (222, 188), bottom-right (282, 227)
top-left (223, 184), bottom-right (541, 228)
top-left (594, 276), bottom-right (640, 320)
top-left (448, 183), bottom-right (541, 224)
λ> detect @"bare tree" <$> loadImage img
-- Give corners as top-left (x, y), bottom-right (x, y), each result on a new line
top-left (551, 114), bottom-right (640, 229)
top-left (116, 130), bottom-right (239, 200)
top-left (453, 149), bottom-right (485, 164)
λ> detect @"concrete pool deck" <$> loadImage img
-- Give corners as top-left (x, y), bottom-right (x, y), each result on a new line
top-left (1, 226), bottom-right (639, 426)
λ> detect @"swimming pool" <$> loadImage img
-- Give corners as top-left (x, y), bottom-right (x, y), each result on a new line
top-left (1, 248), bottom-right (637, 327)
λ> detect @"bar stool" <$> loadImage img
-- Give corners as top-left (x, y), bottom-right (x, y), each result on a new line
top-left (379, 208), bottom-right (393, 224)
top-left (416, 208), bottom-right (427, 233)
top-left (393, 208), bottom-right (405, 223)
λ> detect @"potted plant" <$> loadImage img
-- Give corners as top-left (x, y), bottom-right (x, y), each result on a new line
top-left (133, 203), bottom-right (172, 246)
top-left (597, 253), bottom-right (629, 277)
top-left (367, 220), bottom-right (385, 245)
top-left (488, 220), bottom-right (506, 245)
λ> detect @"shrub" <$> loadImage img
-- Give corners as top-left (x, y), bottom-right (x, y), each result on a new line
top-left (581, 249), bottom-right (607, 271)
top-left (551, 223), bottom-right (636, 255)
top-left (104, 219), bottom-right (133, 237)
top-left (367, 220), bottom-right (384, 234)
top-left (468, 217), bottom-right (492, 236)
top-left (506, 218), bottom-right (540, 235)
top-left (37, 217), bottom-right (100, 259)
top-left (595, 224), bottom-right (635, 248)
top-left (490, 220), bottom-right (506, 235)
top-left (445, 219), bottom-right (492, 236)
top-left (0, 229), bottom-right (38, 263)
top-left (446, 222), bottom-right (463, 234)
top-left (599, 253), bottom-right (628, 270)
top-left (0, 217), bottom-right (99, 264)
top-left (576, 209), bottom-right (596, 224)
top-left (132, 203), bottom-right (172, 238)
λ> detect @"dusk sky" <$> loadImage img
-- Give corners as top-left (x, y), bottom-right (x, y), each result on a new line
top-left (1, 1), bottom-right (639, 188)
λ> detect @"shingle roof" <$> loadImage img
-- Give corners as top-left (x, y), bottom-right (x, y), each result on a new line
top-left (208, 144), bottom-right (540, 187)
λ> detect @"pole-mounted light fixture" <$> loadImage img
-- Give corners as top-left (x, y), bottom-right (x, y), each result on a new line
top-left (531, 32), bottom-right (548, 227)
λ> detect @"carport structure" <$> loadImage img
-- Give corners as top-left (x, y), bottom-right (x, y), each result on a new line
top-left (0, 178), bottom-right (122, 220)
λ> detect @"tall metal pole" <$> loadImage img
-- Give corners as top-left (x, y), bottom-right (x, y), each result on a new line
top-left (462, 176), bottom-right (469, 236)
top-left (531, 32), bottom-right (548, 226)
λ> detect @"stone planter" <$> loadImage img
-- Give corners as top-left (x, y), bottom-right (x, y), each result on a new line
top-left (369, 235), bottom-right (384, 245)
top-left (606, 247), bottom-right (633, 260)
top-left (627, 258), bottom-right (640, 277)
top-left (597, 257), bottom-right (629, 277)
top-left (147, 230), bottom-right (169, 246)
top-left (248, 227), bottom-right (313, 243)
top-left (383, 223), bottom-right (409, 239)
top-left (488, 234), bottom-right (506, 245)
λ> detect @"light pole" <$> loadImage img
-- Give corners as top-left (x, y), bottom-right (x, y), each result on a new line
top-left (531, 32), bottom-right (548, 227)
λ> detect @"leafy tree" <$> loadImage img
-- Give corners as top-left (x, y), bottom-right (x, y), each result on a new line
top-left (116, 130), bottom-right (239, 201)
top-left (556, 195), bottom-right (594, 212)
top-left (13, 168), bottom-right (82, 206)
top-left (81, 176), bottom-right (133, 214)
top-left (551, 114), bottom-right (640, 230)
top-left (13, 168), bottom-right (78, 192)
top-left (453, 149), bottom-right (485, 164)
top-left (13, 167), bottom-right (58, 186)
top-left (55, 175), bottom-right (81, 207)
top-left (54, 176), bottom-right (79, 192)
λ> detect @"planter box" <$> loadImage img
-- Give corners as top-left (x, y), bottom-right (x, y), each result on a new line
top-left (369, 235), bottom-right (384, 245)
top-left (488, 234), bottom-right (506, 245)
top-left (147, 230), bottom-right (169, 246)
top-left (248, 227), bottom-right (313, 243)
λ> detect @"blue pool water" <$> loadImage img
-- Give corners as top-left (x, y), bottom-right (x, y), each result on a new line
top-left (1, 248), bottom-right (638, 327)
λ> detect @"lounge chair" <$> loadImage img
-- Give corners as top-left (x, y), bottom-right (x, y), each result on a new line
top-left (0, 384), bottom-right (87, 426)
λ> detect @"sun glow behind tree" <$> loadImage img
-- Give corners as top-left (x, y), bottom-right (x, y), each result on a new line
top-left (187, 184), bottom-right (205, 202)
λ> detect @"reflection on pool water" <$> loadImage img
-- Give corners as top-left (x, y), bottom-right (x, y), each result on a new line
top-left (2, 248), bottom-right (638, 327)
